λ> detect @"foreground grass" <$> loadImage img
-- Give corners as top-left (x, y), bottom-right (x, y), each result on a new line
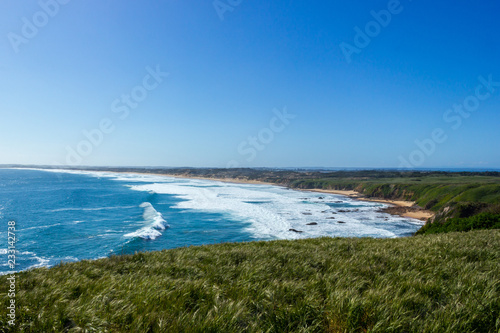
top-left (1, 231), bottom-right (499, 332)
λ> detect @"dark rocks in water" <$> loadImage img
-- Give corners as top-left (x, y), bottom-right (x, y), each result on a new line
top-left (289, 228), bottom-right (303, 233)
top-left (326, 217), bottom-right (336, 220)
top-left (302, 212), bottom-right (312, 215)
top-left (331, 212), bottom-right (337, 214)
top-left (334, 201), bottom-right (343, 203)
top-left (306, 222), bottom-right (318, 225)
top-left (321, 210), bottom-right (328, 213)
top-left (337, 221), bottom-right (346, 224)
top-left (318, 197), bottom-right (324, 200)
top-left (338, 209), bottom-right (359, 213)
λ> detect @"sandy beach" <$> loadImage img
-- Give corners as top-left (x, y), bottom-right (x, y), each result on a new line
top-left (302, 188), bottom-right (433, 221)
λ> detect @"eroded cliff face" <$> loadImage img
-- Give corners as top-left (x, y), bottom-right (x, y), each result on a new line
top-left (428, 202), bottom-right (496, 225)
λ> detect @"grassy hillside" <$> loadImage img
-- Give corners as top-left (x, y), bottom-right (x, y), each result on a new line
top-left (2, 230), bottom-right (499, 332)
top-left (288, 175), bottom-right (500, 211)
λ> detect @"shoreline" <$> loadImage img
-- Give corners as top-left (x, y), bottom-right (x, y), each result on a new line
top-left (150, 173), bottom-right (272, 186)
top-left (131, 172), bottom-right (434, 222)
top-left (299, 188), bottom-right (433, 221)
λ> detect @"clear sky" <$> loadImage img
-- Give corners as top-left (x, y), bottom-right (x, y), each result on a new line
top-left (1, 0), bottom-right (499, 169)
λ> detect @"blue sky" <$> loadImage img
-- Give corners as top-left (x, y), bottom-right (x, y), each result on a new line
top-left (0, 0), bottom-right (499, 168)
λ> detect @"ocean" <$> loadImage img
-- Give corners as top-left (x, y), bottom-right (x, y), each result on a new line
top-left (0, 168), bottom-right (423, 274)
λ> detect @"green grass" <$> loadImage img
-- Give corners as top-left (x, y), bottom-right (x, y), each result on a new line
top-left (2, 230), bottom-right (499, 332)
top-left (416, 213), bottom-right (500, 235)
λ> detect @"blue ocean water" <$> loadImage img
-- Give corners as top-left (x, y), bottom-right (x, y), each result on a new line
top-left (0, 169), bottom-right (424, 274)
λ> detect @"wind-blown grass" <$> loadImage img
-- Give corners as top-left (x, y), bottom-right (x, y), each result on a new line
top-left (1, 230), bottom-right (499, 332)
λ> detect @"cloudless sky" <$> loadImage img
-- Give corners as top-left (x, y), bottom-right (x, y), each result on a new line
top-left (0, 0), bottom-right (499, 168)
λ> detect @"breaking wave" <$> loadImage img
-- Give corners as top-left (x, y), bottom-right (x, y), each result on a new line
top-left (124, 202), bottom-right (170, 240)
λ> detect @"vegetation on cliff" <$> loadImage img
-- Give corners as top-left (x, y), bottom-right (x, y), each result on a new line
top-left (1, 230), bottom-right (499, 332)
top-left (416, 212), bottom-right (500, 235)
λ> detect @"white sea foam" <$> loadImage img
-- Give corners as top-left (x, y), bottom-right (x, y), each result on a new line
top-left (31, 169), bottom-right (423, 240)
top-left (32, 168), bottom-right (173, 184)
top-left (27, 255), bottom-right (50, 270)
top-left (0, 250), bottom-right (52, 273)
top-left (125, 227), bottom-right (163, 240)
top-left (127, 178), bottom-right (423, 240)
top-left (124, 202), bottom-right (170, 240)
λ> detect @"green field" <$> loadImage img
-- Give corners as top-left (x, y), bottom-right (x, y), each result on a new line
top-left (2, 230), bottom-right (499, 332)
